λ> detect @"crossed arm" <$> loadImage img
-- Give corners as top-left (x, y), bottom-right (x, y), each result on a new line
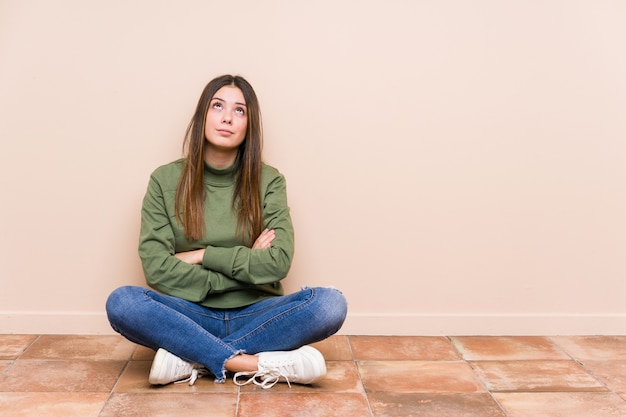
top-left (174, 228), bottom-right (276, 265)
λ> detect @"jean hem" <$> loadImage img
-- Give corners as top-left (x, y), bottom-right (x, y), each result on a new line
top-left (215, 349), bottom-right (246, 383)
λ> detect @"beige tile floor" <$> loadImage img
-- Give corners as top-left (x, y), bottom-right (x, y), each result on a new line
top-left (0, 334), bottom-right (625, 416)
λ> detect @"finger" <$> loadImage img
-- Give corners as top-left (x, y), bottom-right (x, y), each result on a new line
top-left (263, 230), bottom-right (276, 245)
top-left (254, 230), bottom-right (275, 249)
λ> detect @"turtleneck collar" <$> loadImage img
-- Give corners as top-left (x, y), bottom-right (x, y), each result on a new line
top-left (204, 161), bottom-right (237, 186)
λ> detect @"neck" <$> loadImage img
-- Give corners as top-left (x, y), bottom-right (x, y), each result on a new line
top-left (204, 147), bottom-right (237, 169)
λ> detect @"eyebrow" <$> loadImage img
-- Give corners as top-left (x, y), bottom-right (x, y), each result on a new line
top-left (212, 97), bottom-right (247, 107)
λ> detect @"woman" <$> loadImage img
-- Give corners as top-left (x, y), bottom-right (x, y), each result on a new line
top-left (106, 74), bottom-right (347, 388)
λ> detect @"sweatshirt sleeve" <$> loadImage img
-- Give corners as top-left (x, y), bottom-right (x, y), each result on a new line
top-left (201, 172), bottom-right (295, 284)
top-left (138, 174), bottom-right (249, 302)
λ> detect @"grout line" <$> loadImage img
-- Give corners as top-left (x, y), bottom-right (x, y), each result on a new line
top-left (0, 335), bottom-right (42, 382)
top-left (346, 335), bottom-right (356, 362)
top-left (17, 334), bottom-right (41, 359)
top-left (445, 336), bottom-right (463, 360)
top-left (96, 359), bottom-right (131, 417)
top-left (548, 336), bottom-right (623, 397)
top-left (572, 360), bottom-right (624, 398)
top-left (446, 336), bottom-right (513, 417)
top-left (98, 339), bottom-right (139, 417)
top-left (346, 335), bottom-right (376, 417)
top-left (26, 335), bottom-right (41, 352)
top-left (465, 360), bottom-right (513, 417)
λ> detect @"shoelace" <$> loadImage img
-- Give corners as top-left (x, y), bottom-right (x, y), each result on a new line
top-left (174, 368), bottom-right (210, 386)
top-left (233, 367), bottom-right (292, 389)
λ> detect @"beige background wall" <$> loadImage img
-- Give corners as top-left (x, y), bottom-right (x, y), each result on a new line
top-left (1, 0), bottom-right (625, 335)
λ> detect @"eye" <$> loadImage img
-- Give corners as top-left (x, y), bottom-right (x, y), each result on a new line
top-left (235, 107), bottom-right (246, 115)
top-left (212, 101), bottom-right (222, 110)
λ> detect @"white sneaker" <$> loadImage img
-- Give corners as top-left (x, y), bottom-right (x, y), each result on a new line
top-left (233, 346), bottom-right (327, 389)
top-left (148, 348), bottom-right (208, 386)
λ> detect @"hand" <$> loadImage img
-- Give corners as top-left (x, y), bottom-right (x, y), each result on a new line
top-left (252, 228), bottom-right (275, 249)
top-left (174, 248), bottom-right (205, 265)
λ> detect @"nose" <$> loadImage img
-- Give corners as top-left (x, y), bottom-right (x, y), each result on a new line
top-left (222, 111), bottom-right (232, 124)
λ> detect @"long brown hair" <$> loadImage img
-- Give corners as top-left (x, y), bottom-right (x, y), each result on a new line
top-left (175, 75), bottom-right (263, 245)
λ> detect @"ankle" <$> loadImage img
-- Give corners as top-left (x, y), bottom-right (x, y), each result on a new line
top-left (225, 353), bottom-right (259, 373)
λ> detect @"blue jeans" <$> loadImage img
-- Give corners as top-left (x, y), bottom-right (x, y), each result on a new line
top-left (105, 285), bottom-right (347, 382)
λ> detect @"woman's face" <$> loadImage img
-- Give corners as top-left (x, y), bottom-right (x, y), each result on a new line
top-left (204, 85), bottom-right (248, 162)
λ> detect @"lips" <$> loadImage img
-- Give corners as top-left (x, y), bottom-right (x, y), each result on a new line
top-left (216, 129), bottom-right (234, 136)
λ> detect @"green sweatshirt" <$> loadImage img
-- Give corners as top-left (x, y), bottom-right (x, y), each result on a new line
top-left (138, 158), bottom-right (294, 308)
